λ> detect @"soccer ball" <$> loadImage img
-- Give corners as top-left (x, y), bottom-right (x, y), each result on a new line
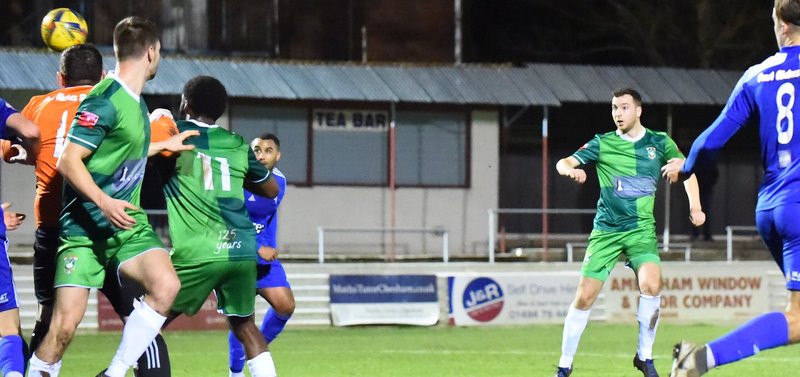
top-left (41, 8), bottom-right (88, 52)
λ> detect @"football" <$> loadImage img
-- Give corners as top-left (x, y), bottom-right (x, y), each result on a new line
top-left (40, 8), bottom-right (88, 52)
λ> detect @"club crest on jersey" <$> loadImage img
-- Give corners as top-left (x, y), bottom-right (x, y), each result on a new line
top-left (64, 256), bottom-right (79, 275)
top-left (76, 111), bottom-right (99, 128)
top-left (646, 146), bottom-right (656, 160)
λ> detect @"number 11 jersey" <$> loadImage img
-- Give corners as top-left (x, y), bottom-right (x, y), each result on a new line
top-left (163, 119), bottom-right (271, 264)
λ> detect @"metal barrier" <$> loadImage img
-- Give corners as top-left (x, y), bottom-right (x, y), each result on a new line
top-left (487, 208), bottom-right (596, 263)
top-left (316, 227), bottom-right (449, 264)
top-left (725, 225), bottom-right (759, 263)
top-left (565, 242), bottom-right (692, 262)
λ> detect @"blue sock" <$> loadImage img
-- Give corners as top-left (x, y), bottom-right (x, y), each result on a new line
top-left (0, 335), bottom-right (25, 375)
top-left (708, 312), bottom-right (789, 366)
top-left (261, 308), bottom-right (291, 343)
top-left (228, 330), bottom-right (246, 373)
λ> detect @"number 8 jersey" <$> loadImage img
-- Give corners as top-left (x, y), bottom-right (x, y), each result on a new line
top-left (162, 119), bottom-right (271, 264)
top-left (683, 45), bottom-right (800, 211)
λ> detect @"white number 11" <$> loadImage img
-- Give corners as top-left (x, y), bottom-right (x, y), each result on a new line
top-left (197, 152), bottom-right (231, 191)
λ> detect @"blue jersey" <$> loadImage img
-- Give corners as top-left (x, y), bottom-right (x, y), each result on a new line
top-left (683, 45), bottom-right (800, 211)
top-left (0, 98), bottom-right (18, 239)
top-left (245, 167), bottom-right (286, 248)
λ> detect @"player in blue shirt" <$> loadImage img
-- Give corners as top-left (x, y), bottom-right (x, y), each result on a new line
top-left (0, 98), bottom-right (40, 377)
top-left (228, 133), bottom-right (294, 377)
top-left (664, 2), bottom-right (800, 376)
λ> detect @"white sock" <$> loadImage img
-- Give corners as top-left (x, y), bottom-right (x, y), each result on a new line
top-left (105, 300), bottom-right (167, 377)
top-left (637, 294), bottom-right (661, 361)
top-left (247, 351), bottom-right (277, 377)
top-left (558, 305), bottom-right (591, 368)
top-left (230, 371), bottom-right (246, 377)
top-left (706, 345), bottom-right (716, 369)
top-left (6, 372), bottom-right (22, 377)
top-left (28, 353), bottom-right (62, 377)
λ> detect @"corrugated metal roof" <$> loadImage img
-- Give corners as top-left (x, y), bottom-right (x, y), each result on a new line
top-left (370, 66), bottom-right (432, 103)
top-left (0, 48), bottom-right (742, 107)
top-left (501, 67), bottom-right (561, 106)
top-left (656, 68), bottom-right (716, 105)
top-left (527, 64), bottom-right (589, 103)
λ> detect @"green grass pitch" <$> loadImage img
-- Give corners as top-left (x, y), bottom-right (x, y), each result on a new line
top-left (56, 323), bottom-right (798, 376)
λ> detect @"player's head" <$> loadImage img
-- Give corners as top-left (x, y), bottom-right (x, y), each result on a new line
top-left (774, 0), bottom-right (800, 48)
top-left (113, 16), bottom-right (160, 80)
top-left (251, 133), bottom-right (281, 169)
top-left (180, 75), bottom-right (228, 123)
top-left (611, 88), bottom-right (642, 133)
top-left (58, 44), bottom-right (103, 88)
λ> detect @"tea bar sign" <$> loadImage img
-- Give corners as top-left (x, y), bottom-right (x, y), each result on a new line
top-left (314, 109), bottom-right (388, 131)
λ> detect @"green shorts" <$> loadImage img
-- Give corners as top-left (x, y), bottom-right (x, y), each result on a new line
top-left (581, 227), bottom-right (659, 281)
top-left (55, 222), bottom-right (165, 288)
top-left (171, 259), bottom-right (256, 317)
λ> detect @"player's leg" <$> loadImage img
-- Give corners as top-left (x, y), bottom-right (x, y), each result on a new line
top-left (101, 270), bottom-right (171, 377)
top-left (257, 260), bottom-right (295, 343)
top-left (0, 309), bottom-right (24, 377)
top-left (557, 230), bottom-right (623, 374)
top-left (672, 207), bottom-right (795, 376)
top-left (28, 287), bottom-right (90, 377)
top-left (229, 262), bottom-right (271, 377)
top-left (222, 260), bottom-right (277, 377)
top-left (104, 226), bottom-right (179, 377)
top-left (0, 239), bottom-right (24, 377)
top-left (30, 237), bottom-right (102, 376)
top-left (30, 226), bottom-right (59, 354)
top-left (625, 229), bottom-right (661, 376)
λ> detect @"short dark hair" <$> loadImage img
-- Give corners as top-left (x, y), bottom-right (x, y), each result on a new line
top-left (113, 16), bottom-right (159, 61)
top-left (776, 0), bottom-right (800, 26)
top-left (183, 75), bottom-right (227, 121)
top-left (60, 44), bottom-right (103, 87)
top-left (257, 133), bottom-right (281, 150)
top-left (612, 88), bottom-right (642, 106)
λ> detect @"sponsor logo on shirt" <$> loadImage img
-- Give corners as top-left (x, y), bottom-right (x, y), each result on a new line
top-left (248, 194), bottom-right (256, 202)
top-left (76, 111), bottom-right (99, 128)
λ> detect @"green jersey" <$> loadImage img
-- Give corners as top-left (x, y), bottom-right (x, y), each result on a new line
top-left (60, 75), bottom-right (151, 239)
top-left (164, 119), bottom-right (271, 265)
top-left (572, 128), bottom-right (683, 232)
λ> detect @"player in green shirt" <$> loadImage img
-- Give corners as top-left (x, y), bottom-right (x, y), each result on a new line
top-left (553, 88), bottom-right (705, 377)
top-left (156, 75), bottom-right (280, 377)
top-left (28, 17), bottom-right (198, 377)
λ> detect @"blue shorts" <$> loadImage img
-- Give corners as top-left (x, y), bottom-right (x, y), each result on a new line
top-left (757, 203), bottom-right (800, 290)
top-left (0, 237), bottom-right (19, 312)
top-left (256, 258), bottom-right (291, 289)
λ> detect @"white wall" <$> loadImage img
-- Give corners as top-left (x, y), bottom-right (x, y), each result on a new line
top-left (278, 110), bottom-right (499, 258)
top-left (1, 162), bottom-right (36, 244)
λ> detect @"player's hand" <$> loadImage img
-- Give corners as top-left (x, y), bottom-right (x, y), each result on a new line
top-left (99, 196), bottom-right (138, 230)
top-left (163, 130), bottom-right (200, 153)
top-left (566, 168), bottom-right (587, 184)
top-left (2, 202), bottom-right (25, 231)
top-left (7, 144), bottom-right (27, 164)
top-left (258, 246), bottom-right (278, 261)
top-left (661, 158), bottom-right (687, 183)
top-left (690, 208), bottom-right (706, 227)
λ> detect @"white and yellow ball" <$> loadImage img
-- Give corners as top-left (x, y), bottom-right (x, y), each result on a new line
top-left (41, 8), bottom-right (88, 52)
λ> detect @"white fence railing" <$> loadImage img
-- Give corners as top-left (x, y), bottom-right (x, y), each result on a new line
top-left (725, 225), bottom-right (759, 263)
top-left (316, 227), bottom-right (449, 264)
top-left (487, 208), bottom-right (596, 263)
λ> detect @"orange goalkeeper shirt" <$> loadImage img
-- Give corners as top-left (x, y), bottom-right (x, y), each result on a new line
top-left (17, 86), bottom-right (92, 228)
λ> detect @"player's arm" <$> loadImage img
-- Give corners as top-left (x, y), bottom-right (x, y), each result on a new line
top-left (4, 113), bottom-right (40, 164)
top-left (148, 130), bottom-right (198, 157)
top-left (258, 214), bottom-right (280, 261)
top-left (556, 156), bottom-right (586, 184)
top-left (681, 173), bottom-right (706, 227)
top-left (245, 176), bottom-right (279, 199)
top-left (57, 141), bottom-right (138, 230)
